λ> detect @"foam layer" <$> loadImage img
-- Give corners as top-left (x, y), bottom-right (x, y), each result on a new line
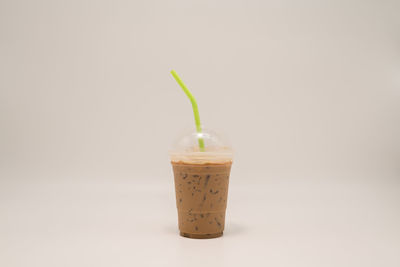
top-left (170, 150), bottom-right (233, 164)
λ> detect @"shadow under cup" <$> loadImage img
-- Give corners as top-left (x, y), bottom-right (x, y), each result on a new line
top-left (171, 161), bottom-right (232, 239)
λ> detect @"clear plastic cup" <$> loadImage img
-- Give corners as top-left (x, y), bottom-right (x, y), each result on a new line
top-left (170, 127), bottom-right (233, 238)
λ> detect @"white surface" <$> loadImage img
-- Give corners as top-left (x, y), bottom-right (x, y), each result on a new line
top-left (1, 173), bottom-right (399, 267)
top-left (1, 0), bottom-right (400, 266)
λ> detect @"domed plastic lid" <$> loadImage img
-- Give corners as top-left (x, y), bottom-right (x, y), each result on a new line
top-left (169, 127), bottom-right (233, 164)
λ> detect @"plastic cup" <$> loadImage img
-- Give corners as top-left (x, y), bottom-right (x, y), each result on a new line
top-left (170, 127), bottom-right (233, 239)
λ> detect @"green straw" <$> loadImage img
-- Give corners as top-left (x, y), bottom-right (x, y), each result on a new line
top-left (170, 70), bottom-right (205, 151)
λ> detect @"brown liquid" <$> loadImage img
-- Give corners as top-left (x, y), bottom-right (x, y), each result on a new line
top-left (171, 161), bottom-right (232, 239)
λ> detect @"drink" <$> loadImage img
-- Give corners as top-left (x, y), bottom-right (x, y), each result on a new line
top-left (172, 161), bottom-right (232, 238)
top-left (169, 127), bottom-right (234, 239)
top-left (170, 70), bottom-right (234, 238)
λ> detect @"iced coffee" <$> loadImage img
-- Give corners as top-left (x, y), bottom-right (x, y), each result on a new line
top-left (170, 129), bottom-right (233, 239)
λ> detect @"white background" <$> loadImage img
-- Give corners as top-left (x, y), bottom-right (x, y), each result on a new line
top-left (1, 0), bottom-right (399, 266)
